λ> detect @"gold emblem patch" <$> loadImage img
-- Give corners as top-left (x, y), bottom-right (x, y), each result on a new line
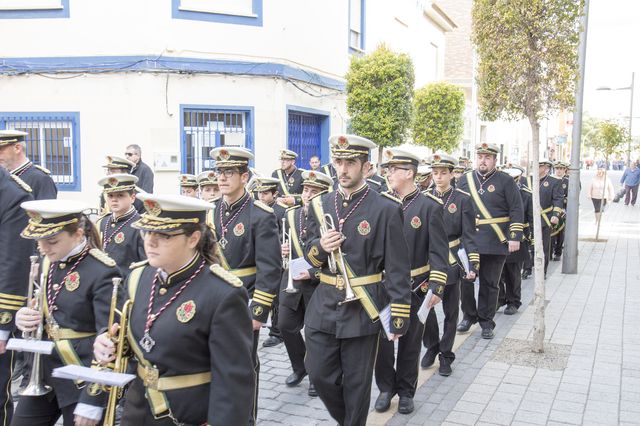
top-left (0, 312), bottom-right (12, 325)
top-left (27, 211), bottom-right (42, 223)
top-left (218, 149), bottom-right (230, 161)
top-left (510, 232), bottom-right (516, 238)
top-left (233, 222), bottom-right (245, 237)
top-left (487, 185), bottom-right (495, 193)
top-left (176, 300), bottom-right (196, 323)
top-left (144, 200), bottom-right (162, 216)
top-left (448, 203), bottom-right (457, 214)
top-left (393, 318), bottom-right (405, 329)
top-left (114, 232), bottom-right (125, 244)
top-left (357, 220), bottom-right (371, 236)
top-left (308, 172), bottom-right (316, 181)
top-left (253, 305), bottom-right (264, 316)
top-left (337, 136), bottom-right (349, 149)
top-left (410, 216), bottom-right (422, 229)
top-left (88, 383), bottom-right (103, 396)
top-left (65, 272), bottom-right (80, 292)
top-left (108, 177), bottom-right (118, 187)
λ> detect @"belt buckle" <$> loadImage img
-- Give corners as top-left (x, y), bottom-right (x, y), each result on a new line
top-left (142, 365), bottom-right (160, 390)
top-left (336, 275), bottom-right (345, 291)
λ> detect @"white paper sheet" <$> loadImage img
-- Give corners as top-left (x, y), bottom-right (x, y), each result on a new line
top-left (52, 365), bottom-right (135, 387)
top-left (379, 304), bottom-right (393, 340)
top-left (7, 338), bottom-right (55, 355)
top-left (417, 290), bottom-right (434, 324)
top-left (457, 247), bottom-right (479, 285)
top-left (289, 257), bottom-right (313, 280)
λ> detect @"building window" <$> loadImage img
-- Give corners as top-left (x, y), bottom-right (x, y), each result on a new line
top-left (349, 0), bottom-right (366, 52)
top-left (181, 106), bottom-right (254, 174)
top-left (0, 113), bottom-right (81, 191)
top-left (0, 0), bottom-right (69, 19)
top-left (172, 0), bottom-right (262, 26)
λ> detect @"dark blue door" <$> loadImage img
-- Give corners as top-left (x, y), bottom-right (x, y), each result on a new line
top-left (288, 111), bottom-right (322, 169)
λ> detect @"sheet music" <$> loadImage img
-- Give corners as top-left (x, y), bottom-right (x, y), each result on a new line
top-left (290, 257), bottom-right (313, 280)
top-left (379, 304), bottom-right (392, 340)
top-left (52, 365), bottom-right (135, 387)
top-left (417, 290), bottom-right (434, 324)
top-left (7, 338), bottom-right (54, 355)
top-left (457, 247), bottom-right (479, 285)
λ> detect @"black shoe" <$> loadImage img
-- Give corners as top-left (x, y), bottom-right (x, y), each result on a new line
top-left (552, 256), bottom-right (561, 261)
top-left (481, 328), bottom-right (494, 339)
top-left (397, 396), bottom-right (414, 414)
top-left (457, 319), bottom-right (474, 333)
top-left (308, 382), bottom-right (318, 397)
top-left (421, 349), bottom-right (438, 369)
top-left (262, 336), bottom-right (283, 348)
top-left (438, 354), bottom-right (452, 377)
top-left (374, 392), bottom-right (393, 412)
top-left (521, 270), bottom-right (531, 280)
top-left (504, 305), bottom-right (518, 315)
top-left (285, 371), bottom-right (307, 387)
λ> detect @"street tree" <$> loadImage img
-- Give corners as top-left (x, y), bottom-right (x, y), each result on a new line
top-left (472, 0), bottom-right (584, 352)
top-left (413, 82), bottom-right (466, 153)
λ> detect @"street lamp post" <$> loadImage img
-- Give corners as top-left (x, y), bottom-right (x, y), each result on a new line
top-left (596, 71), bottom-right (635, 166)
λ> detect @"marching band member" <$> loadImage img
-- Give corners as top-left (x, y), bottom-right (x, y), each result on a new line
top-left (178, 174), bottom-right (198, 198)
top-left (272, 149), bottom-right (304, 207)
top-left (196, 171), bottom-right (221, 202)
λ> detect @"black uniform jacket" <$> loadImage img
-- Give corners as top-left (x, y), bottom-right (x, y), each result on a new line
top-left (304, 184), bottom-right (412, 339)
top-left (41, 247), bottom-right (121, 408)
top-left (537, 175), bottom-right (564, 229)
top-left (431, 187), bottom-right (480, 283)
top-left (0, 169), bottom-right (33, 333)
top-left (272, 167), bottom-right (304, 200)
top-left (394, 188), bottom-right (449, 296)
top-left (367, 174), bottom-right (388, 193)
top-left (97, 208), bottom-right (146, 277)
top-left (458, 170), bottom-right (524, 256)
top-left (12, 161), bottom-right (58, 200)
top-left (507, 185), bottom-right (533, 263)
top-left (280, 205), bottom-right (320, 310)
top-left (104, 257), bottom-right (254, 425)
top-left (210, 191), bottom-right (282, 323)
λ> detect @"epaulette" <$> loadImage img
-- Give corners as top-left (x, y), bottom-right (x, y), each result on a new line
top-left (34, 165), bottom-right (51, 174)
top-left (10, 174), bottom-right (32, 193)
top-left (521, 186), bottom-right (532, 194)
top-left (425, 192), bottom-right (444, 205)
top-left (277, 201), bottom-right (289, 209)
top-left (254, 200), bottom-right (274, 213)
top-left (367, 178), bottom-right (382, 187)
top-left (455, 188), bottom-right (470, 196)
top-left (548, 175), bottom-right (561, 181)
top-left (285, 204), bottom-right (302, 212)
top-left (210, 264), bottom-right (243, 288)
top-left (381, 192), bottom-right (402, 204)
top-left (129, 259), bottom-right (149, 269)
top-left (89, 248), bottom-right (117, 267)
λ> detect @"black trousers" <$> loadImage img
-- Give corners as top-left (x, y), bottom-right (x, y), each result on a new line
top-left (423, 280), bottom-right (461, 361)
top-left (460, 254), bottom-right (506, 330)
top-left (279, 300), bottom-right (307, 375)
top-left (268, 299), bottom-right (281, 339)
top-left (251, 330), bottom-right (260, 425)
top-left (498, 261), bottom-right (523, 308)
top-left (1, 342), bottom-right (15, 425)
top-left (11, 395), bottom-right (75, 426)
top-left (624, 184), bottom-right (639, 205)
top-left (542, 226), bottom-right (551, 274)
top-left (375, 294), bottom-right (424, 397)
top-left (552, 226), bottom-right (565, 258)
top-left (305, 329), bottom-right (378, 426)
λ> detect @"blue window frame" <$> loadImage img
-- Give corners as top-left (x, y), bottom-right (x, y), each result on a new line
top-left (180, 105), bottom-right (254, 174)
top-left (0, 112), bottom-right (81, 191)
top-left (172, 0), bottom-right (262, 27)
top-left (0, 0), bottom-right (69, 19)
top-left (348, 0), bottom-right (366, 53)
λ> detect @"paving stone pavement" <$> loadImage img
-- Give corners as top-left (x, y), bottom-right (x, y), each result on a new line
top-left (254, 170), bottom-right (639, 425)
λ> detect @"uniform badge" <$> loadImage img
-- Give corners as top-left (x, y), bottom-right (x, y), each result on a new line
top-left (337, 136), bottom-right (349, 149)
top-left (233, 222), bottom-right (245, 237)
top-left (27, 211), bottom-right (42, 223)
top-left (144, 200), bottom-right (162, 216)
top-left (288, 177), bottom-right (295, 185)
top-left (393, 317), bottom-right (405, 329)
top-left (562, 184), bottom-right (567, 189)
top-left (176, 300), bottom-right (196, 323)
top-left (108, 177), bottom-right (119, 187)
top-left (114, 232), bottom-right (125, 244)
top-left (65, 272), bottom-right (80, 292)
top-left (487, 185), bottom-right (495, 193)
top-left (88, 383), bottom-right (103, 396)
top-left (410, 216), bottom-right (422, 229)
top-left (253, 305), bottom-right (264, 317)
top-left (510, 232), bottom-right (516, 238)
top-left (357, 220), bottom-right (371, 236)
top-left (218, 149), bottom-right (230, 161)
top-left (0, 312), bottom-right (12, 325)
top-left (448, 203), bottom-right (457, 214)
top-left (543, 181), bottom-right (549, 187)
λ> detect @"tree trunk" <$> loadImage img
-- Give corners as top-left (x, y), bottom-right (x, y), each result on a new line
top-left (529, 117), bottom-right (546, 353)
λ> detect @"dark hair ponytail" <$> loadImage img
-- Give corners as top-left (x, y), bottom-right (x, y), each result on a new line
top-left (184, 223), bottom-right (220, 265)
top-left (61, 214), bottom-right (101, 249)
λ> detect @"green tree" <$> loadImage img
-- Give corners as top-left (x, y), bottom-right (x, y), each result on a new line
top-left (472, 0), bottom-right (584, 352)
top-left (413, 82), bottom-right (466, 153)
top-left (346, 44), bottom-right (415, 157)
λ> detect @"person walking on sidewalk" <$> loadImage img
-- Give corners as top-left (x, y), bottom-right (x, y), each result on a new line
top-left (620, 161), bottom-right (640, 206)
top-left (589, 167), bottom-right (615, 220)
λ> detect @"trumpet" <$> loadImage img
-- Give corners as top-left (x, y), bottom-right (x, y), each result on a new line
top-left (282, 218), bottom-right (298, 294)
top-left (20, 255), bottom-right (52, 396)
top-left (320, 214), bottom-right (358, 305)
top-left (103, 277), bottom-right (133, 426)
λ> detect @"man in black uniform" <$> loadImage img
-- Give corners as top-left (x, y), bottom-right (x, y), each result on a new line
top-left (209, 147), bottom-right (281, 423)
top-left (498, 165), bottom-right (533, 315)
top-left (0, 130), bottom-right (57, 200)
top-left (416, 164), bottom-right (433, 191)
top-left (0, 166), bottom-right (34, 424)
top-left (303, 134), bottom-right (412, 426)
top-left (452, 164), bottom-right (465, 188)
top-left (272, 149), bottom-right (304, 207)
top-left (366, 163), bottom-right (388, 193)
top-left (537, 159), bottom-right (564, 275)
top-left (279, 170), bottom-right (333, 396)
top-left (551, 161), bottom-right (569, 261)
top-left (374, 148), bottom-right (448, 415)
top-left (197, 171), bottom-right (221, 202)
top-left (456, 143), bottom-right (524, 339)
top-left (422, 153), bottom-right (479, 376)
top-left (100, 155), bottom-right (136, 215)
top-left (96, 174), bottom-right (146, 277)
top-left (178, 174), bottom-right (198, 198)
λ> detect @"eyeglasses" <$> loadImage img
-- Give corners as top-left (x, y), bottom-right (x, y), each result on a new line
top-left (140, 230), bottom-right (186, 240)
top-left (125, 152), bottom-right (138, 157)
top-left (214, 169), bottom-right (239, 178)
top-left (387, 166), bottom-right (411, 174)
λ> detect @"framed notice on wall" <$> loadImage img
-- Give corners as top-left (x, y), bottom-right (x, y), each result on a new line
top-left (153, 152), bottom-right (180, 172)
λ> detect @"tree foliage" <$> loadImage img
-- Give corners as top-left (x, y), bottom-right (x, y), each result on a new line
top-left (346, 44), bottom-right (415, 150)
top-left (591, 121), bottom-right (629, 159)
top-left (412, 82), bottom-right (466, 153)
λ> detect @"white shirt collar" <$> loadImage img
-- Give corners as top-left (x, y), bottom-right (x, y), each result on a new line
top-left (60, 238), bottom-right (88, 262)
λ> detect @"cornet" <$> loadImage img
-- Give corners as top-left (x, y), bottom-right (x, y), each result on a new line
top-left (20, 255), bottom-right (52, 396)
top-left (320, 214), bottom-right (358, 305)
top-left (282, 218), bottom-right (298, 294)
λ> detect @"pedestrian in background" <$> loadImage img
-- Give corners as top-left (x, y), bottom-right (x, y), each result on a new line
top-left (588, 167), bottom-right (615, 222)
top-left (620, 160), bottom-right (640, 206)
